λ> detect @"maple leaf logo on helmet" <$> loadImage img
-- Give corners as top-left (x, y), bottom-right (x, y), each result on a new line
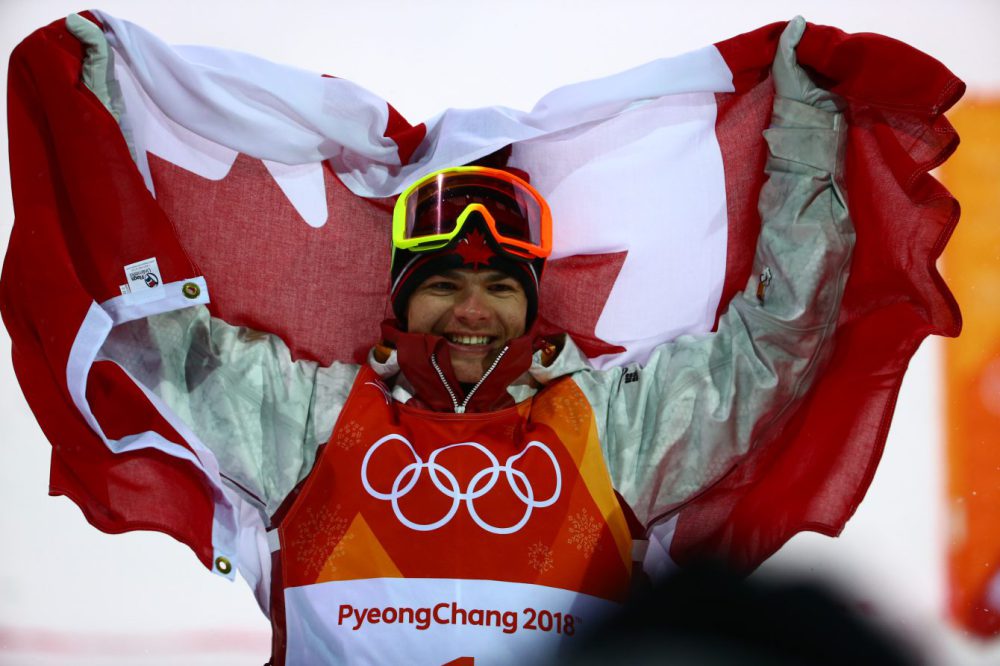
top-left (453, 228), bottom-right (495, 270)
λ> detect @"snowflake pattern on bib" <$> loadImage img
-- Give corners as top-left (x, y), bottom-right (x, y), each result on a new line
top-left (335, 420), bottom-right (364, 451)
top-left (288, 503), bottom-right (352, 572)
top-left (567, 509), bottom-right (601, 558)
top-left (527, 541), bottom-right (555, 573)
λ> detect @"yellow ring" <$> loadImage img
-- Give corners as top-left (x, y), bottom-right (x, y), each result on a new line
top-left (215, 556), bottom-right (232, 574)
top-left (182, 282), bottom-right (201, 299)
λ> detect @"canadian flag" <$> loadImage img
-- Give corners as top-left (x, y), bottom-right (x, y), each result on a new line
top-left (1, 9), bottom-right (963, 617)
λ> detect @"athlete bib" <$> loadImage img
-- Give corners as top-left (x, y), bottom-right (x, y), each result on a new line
top-left (271, 367), bottom-right (632, 665)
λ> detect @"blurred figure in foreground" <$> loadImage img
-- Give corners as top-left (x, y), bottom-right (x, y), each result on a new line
top-left (562, 563), bottom-right (922, 666)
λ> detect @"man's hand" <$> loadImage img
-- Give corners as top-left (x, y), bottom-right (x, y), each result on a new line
top-left (773, 16), bottom-right (844, 112)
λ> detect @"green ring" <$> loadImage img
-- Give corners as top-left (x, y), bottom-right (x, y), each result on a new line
top-left (182, 282), bottom-right (201, 299)
top-left (215, 556), bottom-right (232, 574)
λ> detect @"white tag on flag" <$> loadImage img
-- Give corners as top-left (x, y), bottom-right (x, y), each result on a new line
top-left (123, 257), bottom-right (165, 302)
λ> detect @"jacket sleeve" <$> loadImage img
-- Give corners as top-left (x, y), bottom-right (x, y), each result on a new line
top-left (573, 78), bottom-right (852, 527)
top-left (99, 305), bottom-right (358, 516)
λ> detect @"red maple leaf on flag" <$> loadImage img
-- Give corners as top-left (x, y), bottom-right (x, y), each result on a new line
top-left (149, 153), bottom-right (627, 363)
top-left (537, 253), bottom-right (628, 358)
top-left (149, 153), bottom-right (393, 365)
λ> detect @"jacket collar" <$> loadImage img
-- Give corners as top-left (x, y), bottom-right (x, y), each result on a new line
top-left (373, 321), bottom-right (592, 412)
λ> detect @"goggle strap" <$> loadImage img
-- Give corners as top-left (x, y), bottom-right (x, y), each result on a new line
top-left (389, 254), bottom-right (424, 298)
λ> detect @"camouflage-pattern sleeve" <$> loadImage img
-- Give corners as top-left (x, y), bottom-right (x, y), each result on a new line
top-left (572, 18), bottom-right (853, 526)
top-left (100, 305), bottom-right (358, 516)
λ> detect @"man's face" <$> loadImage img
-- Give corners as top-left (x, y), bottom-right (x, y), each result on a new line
top-left (407, 268), bottom-right (527, 383)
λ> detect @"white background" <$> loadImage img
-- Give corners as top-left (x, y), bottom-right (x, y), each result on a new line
top-left (2, 1), bottom-right (999, 664)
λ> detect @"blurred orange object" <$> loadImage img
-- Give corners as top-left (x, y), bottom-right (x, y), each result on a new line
top-left (940, 97), bottom-right (1000, 637)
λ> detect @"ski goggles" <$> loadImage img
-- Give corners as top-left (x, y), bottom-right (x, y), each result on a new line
top-left (392, 166), bottom-right (552, 264)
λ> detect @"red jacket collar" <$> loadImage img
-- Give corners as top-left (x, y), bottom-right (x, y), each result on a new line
top-left (379, 320), bottom-right (536, 413)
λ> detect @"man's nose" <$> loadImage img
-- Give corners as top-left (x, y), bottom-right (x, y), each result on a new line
top-left (453, 288), bottom-right (489, 322)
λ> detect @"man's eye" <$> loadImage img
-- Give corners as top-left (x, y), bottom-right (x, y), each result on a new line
top-left (488, 282), bottom-right (518, 293)
top-left (427, 281), bottom-right (457, 291)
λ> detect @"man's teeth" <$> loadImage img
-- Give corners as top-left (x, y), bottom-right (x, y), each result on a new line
top-left (448, 334), bottom-right (491, 345)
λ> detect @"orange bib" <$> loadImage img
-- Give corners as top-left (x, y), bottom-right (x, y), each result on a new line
top-left (272, 367), bottom-right (632, 665)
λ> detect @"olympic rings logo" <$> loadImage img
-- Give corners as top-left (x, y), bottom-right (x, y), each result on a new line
top-left (360, 435), bottom-right (562, 535)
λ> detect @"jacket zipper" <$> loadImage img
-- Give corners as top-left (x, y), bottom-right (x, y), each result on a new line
top-left (430, 345), bottom-right (509, 414)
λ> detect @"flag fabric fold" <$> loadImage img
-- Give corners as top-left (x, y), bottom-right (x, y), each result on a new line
top-left (1, 10), bottom-right (963, 616)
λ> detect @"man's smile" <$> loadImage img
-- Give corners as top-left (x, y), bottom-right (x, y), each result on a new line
top-left (445, 333), bottom-right (495, 347)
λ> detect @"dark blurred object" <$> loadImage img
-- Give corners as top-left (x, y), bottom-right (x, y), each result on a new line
top-left (559, 562), bottom-right (921, 666)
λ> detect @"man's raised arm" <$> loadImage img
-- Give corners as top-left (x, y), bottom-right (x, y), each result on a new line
top-left (576, 18), bottom-right (854, 527)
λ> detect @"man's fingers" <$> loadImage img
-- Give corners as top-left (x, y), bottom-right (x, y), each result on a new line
top-left (773, 16), bottom-right (808, 101)
top-left (772, 16), bottom-right (844, 112)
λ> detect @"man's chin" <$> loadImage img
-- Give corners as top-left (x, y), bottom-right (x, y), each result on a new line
top-left (453, 364), bottom-right (487, 385)
top-left (451, 355), bottom-right (496, 385)
top-left (448, 346), bottom-right (503, 384)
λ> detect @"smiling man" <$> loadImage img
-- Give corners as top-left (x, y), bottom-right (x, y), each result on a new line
top-left (56, 18), bottom-right (853, 666)
top-left (93, 23), bottom-right (853, 662)
top-left (378, 165), bottom-right (552, 413)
